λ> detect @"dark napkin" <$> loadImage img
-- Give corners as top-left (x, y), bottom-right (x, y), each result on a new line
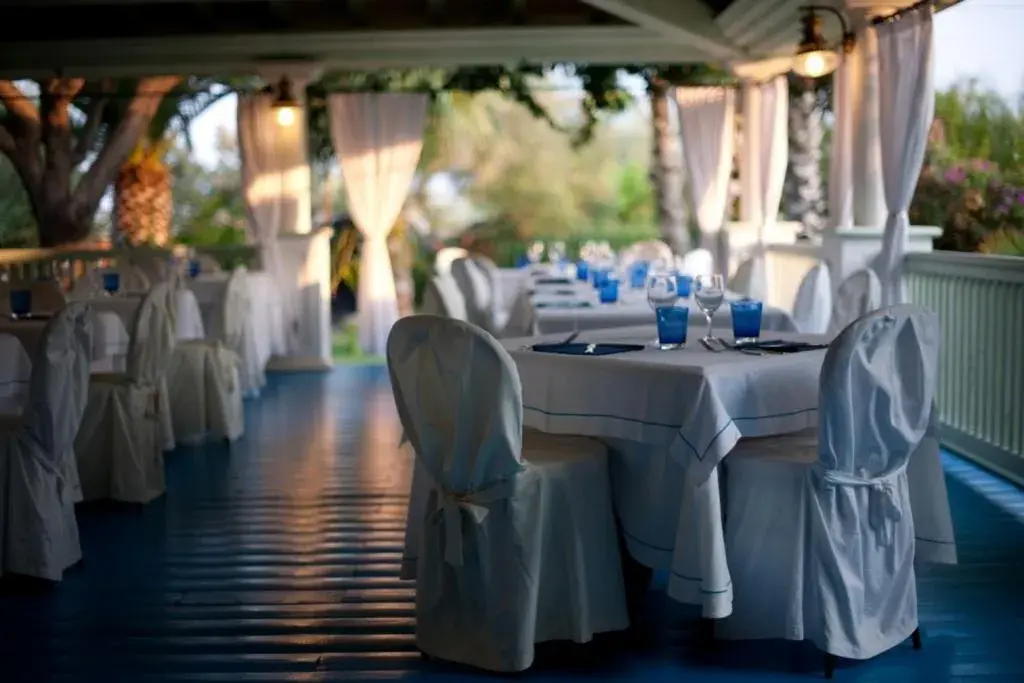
top-left (531, 342), bottom-right (645, 356)
top-left (734, 339), bottom-right (829, 353)
top-left (533, 277), bottom-right (573, 286)
top-left (535, 301), bottom-right (593, 309)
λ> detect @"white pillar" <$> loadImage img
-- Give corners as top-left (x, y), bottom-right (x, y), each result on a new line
top-left (850, 27), bottom-right (887, 229)
top-left (739, 81), bottom-right (763, 225)
top-left (256, 65), bottom-right (333, 372)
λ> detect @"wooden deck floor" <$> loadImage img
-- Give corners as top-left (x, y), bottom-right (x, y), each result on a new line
top-left (2, 367), bottom-right (1022, 682)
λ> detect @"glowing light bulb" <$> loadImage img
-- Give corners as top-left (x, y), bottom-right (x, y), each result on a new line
top-left (802, 53), bottom-right (826, 78)
top-left (276, 106), bottom-right (296, 127)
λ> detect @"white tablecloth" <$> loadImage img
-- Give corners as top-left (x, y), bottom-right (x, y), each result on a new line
top-left (501, 325), bottom-right (957, 618)
top-left (511, 281), bottom-right (797, 336)
top-left (0, 333), bottom-right (31, 414)
top-left (85, 291), bottom-right (204, 342)
top-left (0, 310), bottom-right (129, 367)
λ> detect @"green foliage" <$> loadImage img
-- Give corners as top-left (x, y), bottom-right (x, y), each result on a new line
top-left (979, 228), bottom-right (1024, 256)
top-left (0, 156), bottom-right (37, 247)
top-left (932, 80), bottom-right (1024, 178)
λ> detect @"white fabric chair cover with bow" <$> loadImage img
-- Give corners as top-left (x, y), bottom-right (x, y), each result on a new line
top-left (420, 274), bottom-right (468, 321)
top-left (678, 248), bottom-right (715, 278)
top-left (471, 254), bottom-right (510, 330)
top-left (792, 262), bottom-right (833, 335)
top-left (75, 284), bottom-right (177, 504)
top-left (829, 268), bottom-right (882, 336)
top-left (720, 305), bottom-right (942, 662)
top-left (391, 316), bottom-right (629, 672)
top-left (450, 257), bottom-right (497, 333)
top-left (434, 247), bottom-right (469, 275)
top-left (0, 303), bottom-right (92, 580)
top-left (166, 270), bottom-right (245, 445)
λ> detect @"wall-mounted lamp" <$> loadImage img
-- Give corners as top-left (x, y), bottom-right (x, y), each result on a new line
top-left (791, 5), bottom-right (857, 79)
top-left (271, 75), bottom-right (301, 127)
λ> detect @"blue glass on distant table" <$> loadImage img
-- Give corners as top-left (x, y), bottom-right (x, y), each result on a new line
top-left (9, 289), bottom-right (31, 317)
top-left (599, 278), bottom-right (619, 304)
top-left (102, 272), bottom-right (121, 295)
top-left (731, 299), bottom-right (763, 343)
top-left (188, 260), bottom-right (202, 278)
top-left (629, 261), bottom-right (649, 289)
top-left (676, 274), bottom-right (693, 297)
top-left (515, 254), bottom-right (530, 268)
top-left (592, 269), bottom-right (610, 290)
top-left (656, 305), bottom-right (688, 349)
top-left (576, 260), bottom-right (590, 281)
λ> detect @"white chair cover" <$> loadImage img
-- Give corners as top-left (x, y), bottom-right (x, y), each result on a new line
top-left (678, 248), bottom-right (715, 278)
top-left (728, 257), bottom-right (758, 298)
top-left (435, 247), bottom-right (469, 275)
top-left (450, 257), bottom-right (496, 333)
top-left (721, 305), bottom-right (940, 660)
top-left (471, 254), bottom-right (509, 328)
top-left (792, 262), bottom-right (833, 335)
top-left (167, 270), bottom-right (245, 445)
top-left (621, 240), bottom-right (674, 269)
top-left (829, 268), bottom-right (882, 335)
top-left (75, 283), bottom-right (177, 503)
top-left (0, 304), bottom-right (91, 580)
top-left (390, 316), bottom-right (629, 672)
top-left (420, 274), bottom-right (468, 321)
top-left (114, 265), bottom-right (151, 294)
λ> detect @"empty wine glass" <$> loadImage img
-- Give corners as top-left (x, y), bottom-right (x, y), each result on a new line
top-left (694, 273), bottom-right (725, 342)
top-left (647, 271), bottom-right (679, 347)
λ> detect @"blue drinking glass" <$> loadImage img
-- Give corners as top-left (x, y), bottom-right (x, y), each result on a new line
top-left (731, 299), bottom-right (763, 343)
top-left (102, 272), bottom-right (120, 295)
top-left (630, 261), bottom-right (649, 289)
top-left (576, 260), bottom-right (590, 282)
top-left (656, 305), bottom-right (688, 349)
top-left (188, 260), bottom-right (202, 278)
top-left (599, 278), bottom-right (619, 304)
top-left (676, 274), bottom-right (694, 297)
top-left (592, 269), bottom-right (609, 290)
top-left (9, 289), bottom-right (32, 317)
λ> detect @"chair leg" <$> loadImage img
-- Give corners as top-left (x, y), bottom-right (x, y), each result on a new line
top-left (823, 652), bottom-right (837, 679)
top-left (912, 627), bottom-right (922, 650)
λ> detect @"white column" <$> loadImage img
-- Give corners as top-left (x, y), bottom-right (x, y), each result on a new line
top-left (739, 81), bottom-right (763, 225)
top-left (257, 65), bottom-right (332, 371)
top-left (851, 27), bottom-right (887, 229)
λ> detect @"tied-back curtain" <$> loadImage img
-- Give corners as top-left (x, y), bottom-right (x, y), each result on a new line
top-left (828, 53), bottom-right (855, 231)
top-left (328, 93), bottom-right (428, 355)
top-left (874, 8), bottom-right (935, 306)
top-left (675, 87), bottom-right (736, 272)
top-left (749, 76), bottom-right (788, 301)
top-left (237, 93), bottom-right (293, 351)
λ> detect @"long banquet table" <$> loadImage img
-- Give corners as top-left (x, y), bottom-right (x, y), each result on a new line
top-left (498, 325), bottom-right (958, 619)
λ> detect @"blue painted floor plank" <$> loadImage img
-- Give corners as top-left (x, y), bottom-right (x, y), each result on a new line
top-left (2, 366), bottom-right (1022, 682)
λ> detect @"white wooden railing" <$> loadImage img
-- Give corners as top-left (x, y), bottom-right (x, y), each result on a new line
top-left (904, 251), bottom-right (1024, 485)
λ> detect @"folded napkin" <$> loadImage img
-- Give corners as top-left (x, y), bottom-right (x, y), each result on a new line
top-left (535, 301), bottom-right (593, 309)
top-left (531, 342), bottom-right (645, 356)
top-left (534, 277), bottom-right (573, 285)
top-left (734, 339), bottom-right (829, 353)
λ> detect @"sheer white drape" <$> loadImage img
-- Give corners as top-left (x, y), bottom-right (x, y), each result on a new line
top-left (873, 9), bottom-right (935, 306)
top-left (675, 88), bottom-right (736, 272)
top-left (328, 93), bottom-right (428, 355)
top-left (237, 94), bottom-right (292, 351)
top-left (828, 55), bottom-right (855, 231)
top-left (748, 77), bottom-right (788, 301)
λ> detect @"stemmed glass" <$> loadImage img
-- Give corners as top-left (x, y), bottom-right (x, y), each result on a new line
top-left (646, 271), bottom-right (679, 348)
top-left (694, 273), bottom-right (725, 343)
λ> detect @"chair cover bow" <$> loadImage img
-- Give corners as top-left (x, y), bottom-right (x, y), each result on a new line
top-left (821, 465), bottom-right (906, 546)
top-left (430, 477), bottom-right (517, 567)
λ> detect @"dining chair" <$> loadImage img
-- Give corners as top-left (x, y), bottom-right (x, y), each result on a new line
top-left (792, 261), bottom-right (833, 335)
top-left (828, 268), bottom-right (881, 335)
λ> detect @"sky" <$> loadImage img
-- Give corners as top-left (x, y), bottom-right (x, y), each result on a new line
top-left (189, 0), bottom-right (1024, 169)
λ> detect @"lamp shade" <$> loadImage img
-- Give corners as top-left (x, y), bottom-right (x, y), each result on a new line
top-left (792, 48), bottom-right (841, 78)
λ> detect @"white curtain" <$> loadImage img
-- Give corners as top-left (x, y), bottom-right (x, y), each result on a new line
top-left (828, 53), bottom-right (855, 231)
top-left (237, 94), bottom-right (293, 351)
top-left (748, 77), bottom-right (788, 301)
top-left (675, 87), bottom-right (736, 273)
top-left (874, 8), bottom-right (935, 306)
top-left (328, 93), bottom-right (428, 355)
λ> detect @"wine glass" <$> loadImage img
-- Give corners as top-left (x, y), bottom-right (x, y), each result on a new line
top-left (647, 271), bottom-right (679, 347)
top-left (694, 273), bottom-right (725, 342)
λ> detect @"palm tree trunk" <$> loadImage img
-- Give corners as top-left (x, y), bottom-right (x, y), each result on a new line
top-left (648, 80), bottom-right (689, 255)
top-left (783, 86), bottom-right (825, 234)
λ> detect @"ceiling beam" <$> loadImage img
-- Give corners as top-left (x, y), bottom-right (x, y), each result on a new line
top-left (0, 27), bottom-right (715, 78)
top-left (579, 0), bottom-right (743, 60)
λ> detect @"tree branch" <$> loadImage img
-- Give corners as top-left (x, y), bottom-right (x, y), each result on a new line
top-left (0, 80), bottom-right (41, 125)
top-left (40, 78), bottom-right (85, 201)
top-left (0, 119), bottom-right (15, 156)
top-left (73, 95), bottom-right (108, 166)
top-left (72, 75), bottom-right (180, 218)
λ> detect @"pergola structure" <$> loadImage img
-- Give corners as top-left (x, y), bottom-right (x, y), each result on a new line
top-left (0, 0), bottom-right (954, 368)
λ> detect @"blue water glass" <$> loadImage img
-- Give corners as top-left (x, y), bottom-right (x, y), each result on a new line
top-left (188, 260), bottom-right (202, 278)
top-left (102, 271), bottom-right (120, 294)
top-left (629, 261), bottom-right (649, 289)
top-left (731, 299), bottom-right (763, 342)
top-left (656, 305), bottom-right (688, 349)
top-left (676, 274), bottom-right (694, 297)
top-left (599, 278), bottom-right (619, 304)
top-left (576, 260), bottom-right (590, 281)
top-left (592, 269), bottom-right (609, 290)
top-left (9, 289), bottom-right (31, 317)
